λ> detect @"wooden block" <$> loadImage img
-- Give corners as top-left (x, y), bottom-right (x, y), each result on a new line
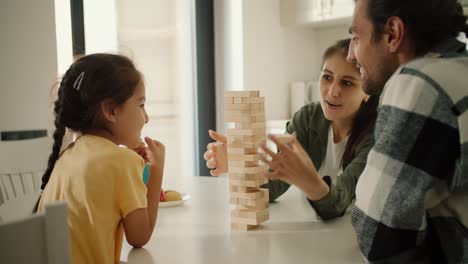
top-left (230, 190), bottom-right (264, 200)
top-left (231, 208), bottom-right (269, 219)
top-left (224, 97), bottom-right (233, 104)
top-left (226, 128), bottom-right (258, 136)
top-left (224, 91), bottom-right (260, 98)
top-left (231, 214), bottom-right (269, 225)
top-left (254, 115), bottom-right (266, 122)
top-left (229, 160), bottom-right (258, 167)
top-left (233, 97), bottom-right (242, 104)
top-left (228, 153), bottom-right (259, 161)
top-left (230, 185), bottom-right (258, 193)
top-left (229, 172), bottom-right (264, 181)
top-left (224, 103), bottom-right (252, 111)
top-left (224, 115), bottom-right (258, 123)
top-left (227, 135), bottom-right (265, 144)
top-left (235, 122), bottom-right (265, 129)
top-left (231, 222), bottom-right (257, 231)
top-left (237, 200), bottom-right (269, 210)
top-left (239, 97), bottom-right (264, 104)
top-left (227, 147), bottom-right (257, 155)
top-left (249, 97), bottom-right (264, 104)
top-left (236, 197), bottom-right (261, 207)
top-left (230, 178), bottom-right (266, 187)
top-left (224, 110), bottom-right (264, 118)
top-left (229, 166), bottom-right (265, 174)
top-left (261, 188), bottom-right (269, 201)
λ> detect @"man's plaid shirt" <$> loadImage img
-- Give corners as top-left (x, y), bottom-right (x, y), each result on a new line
top-left (352, 38), bottom-right (468, 263)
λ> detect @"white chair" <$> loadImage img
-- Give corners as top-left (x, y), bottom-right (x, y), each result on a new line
top-left (0, 137), bottom-right (51, 221)
top-left (0, 202), bottom-right (70, 264)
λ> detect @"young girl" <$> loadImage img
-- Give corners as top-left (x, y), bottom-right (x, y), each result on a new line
top-left (205, 38), bottom-right (378, 220)
top-left (34, 54), bottom-right (165, 264)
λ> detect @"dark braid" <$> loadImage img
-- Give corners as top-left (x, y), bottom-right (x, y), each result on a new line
top-left (33, 75), bottom-right (68, 212)
top-left (33, 54), bottom-right (142, 213)
top-left (41, 89), bottom-right (66, 190)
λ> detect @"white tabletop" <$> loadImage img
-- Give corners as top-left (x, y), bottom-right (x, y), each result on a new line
top-left (120, 176), bottom-right (363, 264)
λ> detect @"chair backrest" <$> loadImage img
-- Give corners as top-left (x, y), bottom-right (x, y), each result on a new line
top-left (0, 137), bottom-right (51, 221)
top-left (0, 202), bottom-right (70, 264)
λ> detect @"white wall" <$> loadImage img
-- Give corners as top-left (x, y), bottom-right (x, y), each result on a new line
top-left (215, 0), bottom-right (351, 120)
top-left (116, 0), bottom-right (196, 184)
top-left (83, 0), bottom-right (118, 53)
top-left (214, 0), bottom-right (244, 133)
top-left (243, 0), bottom-right (319, 120)
top-left (0, 0), bottom-right (58, 132)
top-left (215, 0), bottom-right (352, 120)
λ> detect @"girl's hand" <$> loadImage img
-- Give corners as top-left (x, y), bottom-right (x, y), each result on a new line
top-left (259, 134), bottom-right (329, 201)
top-left (203, 130), bottom-right (228, 176)
top-left (144, 137), bottom-right (165, 174)
top-left (132, 141), bottom-right (149, 163)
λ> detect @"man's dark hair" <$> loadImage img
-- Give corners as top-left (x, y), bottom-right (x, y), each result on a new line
top-left (363, 0), bottom-right (468, 55)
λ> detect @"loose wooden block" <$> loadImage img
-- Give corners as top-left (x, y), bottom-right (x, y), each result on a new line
top-left (224, 91), bottom-right (260, 98)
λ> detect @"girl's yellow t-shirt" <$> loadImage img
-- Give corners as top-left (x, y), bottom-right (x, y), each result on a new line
top-left (38, 134), bottom-right (147, 264)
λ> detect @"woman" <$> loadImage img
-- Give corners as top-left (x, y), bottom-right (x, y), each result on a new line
top-left (204, 38), bottom-right (378, 220)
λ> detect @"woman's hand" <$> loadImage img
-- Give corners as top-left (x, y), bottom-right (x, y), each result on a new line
top-left (203, 130), bottom-right (228, 176)
top-left (259, 134), bottom-right (329, 201)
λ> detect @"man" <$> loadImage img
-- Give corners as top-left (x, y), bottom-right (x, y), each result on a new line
top-left (348, 0), bottom-right (468, 262)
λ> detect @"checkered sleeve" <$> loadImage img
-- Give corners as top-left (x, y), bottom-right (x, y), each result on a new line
top-left (351, 60), bottom-right (466, 262)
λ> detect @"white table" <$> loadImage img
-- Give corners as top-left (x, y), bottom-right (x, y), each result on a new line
top-left (120, 176), bottom-right (363, 264)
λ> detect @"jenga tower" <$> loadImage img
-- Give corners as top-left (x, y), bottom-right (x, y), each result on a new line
top-left (224, 90), bottom-right (269, 230)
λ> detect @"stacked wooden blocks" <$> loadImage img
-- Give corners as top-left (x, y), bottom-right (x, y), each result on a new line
top-left (224, 91), bottom-right (269, 230)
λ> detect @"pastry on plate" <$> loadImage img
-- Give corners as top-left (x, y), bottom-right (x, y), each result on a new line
top-left (160, 189), bottom-right (182, 202)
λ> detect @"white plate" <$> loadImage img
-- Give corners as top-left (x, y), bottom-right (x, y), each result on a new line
top-left (159, 193), bottom-right (190, 208)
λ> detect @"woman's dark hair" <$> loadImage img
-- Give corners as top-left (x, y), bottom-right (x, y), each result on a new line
top-left (364, 0), bottom-right (468, 55)
top-left (33, 53), bottom-right (142, 212)
top-left (321, 38), bottom-right (379, 169)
